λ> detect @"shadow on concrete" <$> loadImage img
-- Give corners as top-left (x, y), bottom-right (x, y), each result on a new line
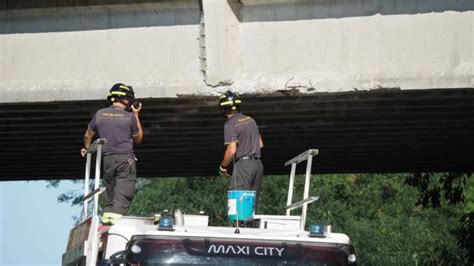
top-left (1, 0), bottom-right (472, 34)
top-left (240, 0), bottom-right (474, 23)
top-left (0, 0), bottom-right (179, 10)
top-left (0, 2), bottom-right (200, 34)
top-left (1, 88), bottom-right (474, 180)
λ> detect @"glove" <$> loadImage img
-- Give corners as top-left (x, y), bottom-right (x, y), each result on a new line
top-left (219, 165), bottom-right (230, 177)
top-left (80, 147), bottom-right (88, 157)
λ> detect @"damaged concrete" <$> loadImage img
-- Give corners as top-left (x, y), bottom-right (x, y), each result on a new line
top-left (0, 0), bottom-right (472, 103)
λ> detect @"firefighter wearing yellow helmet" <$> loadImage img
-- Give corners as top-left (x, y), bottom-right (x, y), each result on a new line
top-left (218, 91), bottom-right (265, 213)
top-left (81, 83), bottom-right (144, 225)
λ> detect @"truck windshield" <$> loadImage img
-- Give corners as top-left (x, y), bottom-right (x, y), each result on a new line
top-left (127, 237), bottom-right (353, 265)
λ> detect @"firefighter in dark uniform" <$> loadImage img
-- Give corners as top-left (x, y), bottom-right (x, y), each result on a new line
top-left (218, 91), bottom-right (265, 211)
top-left (80, 83), bottom-right (144, 225)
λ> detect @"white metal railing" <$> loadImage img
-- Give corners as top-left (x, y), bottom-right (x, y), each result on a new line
top-left (284, 149), bottom-right (319, 231)
top-left (82, 138), bottom-right (107, 221)
top-left (82, 138), bottom-right (106, 266)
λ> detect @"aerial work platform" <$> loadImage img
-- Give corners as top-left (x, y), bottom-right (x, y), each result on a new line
top-left (63, 139), bottom-right (356, 265)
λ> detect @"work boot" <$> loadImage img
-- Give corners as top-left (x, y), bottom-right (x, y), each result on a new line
top-left (101, 212), bottom-right (123, 225)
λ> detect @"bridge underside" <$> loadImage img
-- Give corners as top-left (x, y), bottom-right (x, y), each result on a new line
top-left (1, 88), bottom-right (473, 181)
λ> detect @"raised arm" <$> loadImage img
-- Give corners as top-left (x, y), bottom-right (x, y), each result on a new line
top-left (132, 103), bottom-right (144, 144)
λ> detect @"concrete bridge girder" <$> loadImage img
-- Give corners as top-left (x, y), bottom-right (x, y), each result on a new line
top-left (0, 0), bottom-right (472, 103)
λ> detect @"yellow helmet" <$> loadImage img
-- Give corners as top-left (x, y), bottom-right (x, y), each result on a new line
top-left (219, 91), bottom-right (242, 114)
top-left (107, 83), bottom-right (135, 102)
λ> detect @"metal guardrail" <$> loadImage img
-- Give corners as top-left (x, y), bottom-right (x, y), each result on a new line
top-left (286, 196), bottom-right (319, 212)
top-left (285, 149), bottom-right (319, 231)
top-left (284, 149), bottom-right (319, 166)
top-left (82, 138), bottom-right (106, 266)
top-left (82, 138), bottom-right (107, 222)
top-left (86, 138), bottom-right (107, 154)
top-left (83, 187), bottom-right (106, 202)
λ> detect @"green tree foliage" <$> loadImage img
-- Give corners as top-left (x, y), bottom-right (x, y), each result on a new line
top-left (126, 173), bottom-right (473, 265)
top-left (404, 172), bottom-right (474, 264)
top-left (404, 172), bottom-right (469, 208)
top-left (129, 176), bottom-right (229, 226)
top-left (303, 173), bottom-right (469, 265)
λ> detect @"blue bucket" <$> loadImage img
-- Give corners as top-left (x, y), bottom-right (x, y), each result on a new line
top-left (227, 190), bottom-right (256, 222)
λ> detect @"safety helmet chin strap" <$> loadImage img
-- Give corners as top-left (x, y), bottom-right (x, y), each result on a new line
top-left (115, 96), bottom-right (133, 108)
top-left (120, 98), bottom-right (132, 108)
top-left (110, 97), bottom-right (132, 109)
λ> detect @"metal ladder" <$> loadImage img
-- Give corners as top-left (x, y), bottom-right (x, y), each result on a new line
top-left (285, 149), bottom-right (319, 231)
top-left (82, 138), bottom-right (107, 266)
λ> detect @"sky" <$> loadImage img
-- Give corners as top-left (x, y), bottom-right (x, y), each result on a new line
top-left (0, 180), bottom-right (82, 266)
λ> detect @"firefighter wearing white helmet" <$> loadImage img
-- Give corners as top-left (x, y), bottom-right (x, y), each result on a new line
top-left (81, 83), bottom-right (144, 225)
top-left (218, 91), bottom-right (265, 212)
